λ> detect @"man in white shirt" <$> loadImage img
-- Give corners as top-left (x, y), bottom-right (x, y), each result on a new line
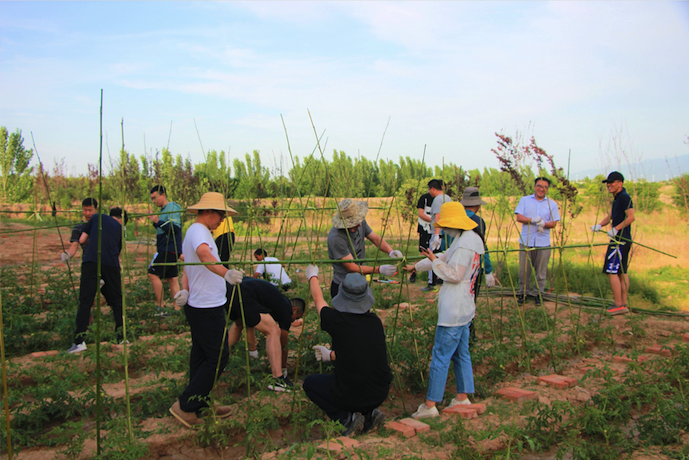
top-left (253, 248), bottom-right (292, 291)
top-left (168, 192), bottom-right (243, 428)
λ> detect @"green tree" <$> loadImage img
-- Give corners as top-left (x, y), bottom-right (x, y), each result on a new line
top-left (0, 126), bottom-right (34, 202)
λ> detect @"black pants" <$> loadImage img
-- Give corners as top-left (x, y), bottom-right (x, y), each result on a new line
top-left (75, 262), bottom-right (123, 344)
top-left (179, 304), bottom-right (229, 413)
top-left (303, 374), bottom-right (384, 424)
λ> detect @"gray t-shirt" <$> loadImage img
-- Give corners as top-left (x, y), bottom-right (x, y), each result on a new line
top-left (431, 194), bottom-right (453, 223)
top-left (327, 220), bottom-right (373, 284)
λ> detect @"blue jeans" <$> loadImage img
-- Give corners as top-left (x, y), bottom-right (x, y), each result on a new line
top-left (426, 323), bottom-right (474, 403)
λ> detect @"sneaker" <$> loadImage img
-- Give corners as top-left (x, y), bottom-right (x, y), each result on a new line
top-left (421, 285), bottom-right (438, 293)
top-left (411, 403), bottom-right (439, 419)
top-left (409, 272), bottom-right (417, 283)
top-left (267, 376), bottom-right (294, 393)
top-left (607, 305), bottom-right (629, 316)
top-left (169, 400), bottom-right (202, 428)
top-left (66, 343), bottom-right (87, 354)
top-left (341, 412), bottom-right (365, 437)
top-left (516, 295), bottom-right (524, 306)
top-left (534, 295), bottom-right (542, 306)
top-left (447, 397), bottom-right (471, 409)
top-left (154, 307), bottom-right (170, 317)
top-left (362, 409), bottom-right (385, 434)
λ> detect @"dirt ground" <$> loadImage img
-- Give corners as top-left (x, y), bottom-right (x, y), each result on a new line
top-left (2, 221), bottom-right (688, 460)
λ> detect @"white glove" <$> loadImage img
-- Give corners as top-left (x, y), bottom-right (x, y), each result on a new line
top-left (224, 269), bottom-right (244, 285)
top-left (306, 264), bottom-right (319, 280)
top-left (99, 279), bottom-right (105, 287)
top-left (531, 216), bottom-right (543, 224)
top-left (248, 349), bottom-right (259, 360)
top-left (485, 273), bottom-right (496, 287)
top-left (174, 289), bottom-right (189, 307)
top-left (537, 220), bottom-right (546, 233)
top-left (429, 234), bottom-right (441, 251)
top-left (61, 252), bottom-right (71, 262)
top-left (607, 228), bottom-right (619, 239)
top-left (591, 224), bottom-right (602, 232)
top-left (379, 265), bottom-right (397, 277)
top-left (313, 345), bottom-right (332, 362)
top-left (388, 250), bottom-right (403, 259)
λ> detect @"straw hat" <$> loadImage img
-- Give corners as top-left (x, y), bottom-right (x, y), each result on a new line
top-left (332, 273), bottom-right (375, 314)
top-left (187, 192), bottom-right (239, 215)
top-left (332, 199), bottom-right (368, 229)
top-left (434, 202), bottom-right (478, 230)
top-left (460, 187), bottom-right (487, 207)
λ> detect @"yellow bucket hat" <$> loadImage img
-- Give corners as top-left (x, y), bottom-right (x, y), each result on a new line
top-left (187, 192), bottom-right (239, 215)
top-left (434, 202), bottom-right (477, 230)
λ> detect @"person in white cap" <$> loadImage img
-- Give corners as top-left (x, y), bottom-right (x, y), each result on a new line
top-left (403, 202), bottom-right (484, 419)
top-left (303, 268), bottom-right (392, 437)
top-left (168, 192), bottom-right (243, 428)
top-left (327, 198), bottom-right (402, 298)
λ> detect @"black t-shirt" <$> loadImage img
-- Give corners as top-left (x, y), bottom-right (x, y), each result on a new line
top-left (82, 214), bottom-right (122, 268)
top-left (229, 277), bottom-right (292, 330)
top-left (70, 222), bottom-right (88, 260)
top-left (417, 193), bottom-right (433, 234)
top-left (611, 188), bottom-right (634, 240)
top-left (321, 308), bottom-right (392, 411)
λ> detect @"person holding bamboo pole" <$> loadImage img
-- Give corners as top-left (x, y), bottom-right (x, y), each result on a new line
top-left (514, 177), bottom-right (560, 306)
top-left (592, 171), bottom-right (635, 316)
top-left (304, 268), bottom-right (391, 437)
top-left (327, 198), bottom-right (401, 298)
top-left (168, 192), bottom-right (242, 428)
top-left (59, 197), bottom-right (98, 262)
top-left (147, 185), bottom-right (183, 317)
top-left (403, 202), bottom-right (484, 419)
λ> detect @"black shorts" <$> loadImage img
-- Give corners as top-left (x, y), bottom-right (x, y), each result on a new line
top-left (148, 252), bottom-right (180, 279)
top-left (603, 241), bottom-right (631, 275)
top-left (226, 287), bottom-right (270, 328)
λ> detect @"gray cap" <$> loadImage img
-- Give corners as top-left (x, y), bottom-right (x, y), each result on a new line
top-left (332, 273), bottom-right (375, 314)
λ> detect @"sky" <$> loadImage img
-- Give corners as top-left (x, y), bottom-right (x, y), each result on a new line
top-left (1, 1), bottom-right (688, 179)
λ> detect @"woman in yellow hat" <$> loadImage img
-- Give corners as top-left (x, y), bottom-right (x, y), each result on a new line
top-left (404, 202), bottom-right (485, 419)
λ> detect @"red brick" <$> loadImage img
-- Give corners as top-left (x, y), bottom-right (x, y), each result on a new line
top-left (537, 374), bottom-right (578, 390)
top-left (385, 421), bottom-right (416, 438)
top-left (398, 418), bottom-right (431, 434)
top-left (317, 436), bottom-right (360, 452)
top-left (44, 350), bottom-right (59, 356)
top-left (683, 333), bottom-right (689, 343)
top-left (31, 351), bottom-right (47, 358)
top-left (646, 345), bottom-right (673, 357)
top-left (442, 405), bottom-right (477, 419)
top-left (495, 387), bottom-right (538, 403)
top-left (465, 403), bottom-right (487, 415)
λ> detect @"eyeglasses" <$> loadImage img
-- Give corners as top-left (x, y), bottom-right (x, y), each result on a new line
top-left (214, 210), bottom-right (226, 219)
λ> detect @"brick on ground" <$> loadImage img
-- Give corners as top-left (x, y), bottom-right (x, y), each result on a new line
top-left (385, 421), bottom-right (416, 438)
top-left (466, 403), bottom-right (487, 414)
top-left (442, 405), bottom-right (477, 419)
top-left (495, 387), bottom-right (538, 403)
top-left (645, 345), bottom-right (673, 357)
top-left (683, 333), bottom-right (689, 343)
top-left (398, 418), bottom-right (431, 434)
top-left (317, 437), bottom-right (360, 453)
top-left (537, 374), bottom-right (578, 389)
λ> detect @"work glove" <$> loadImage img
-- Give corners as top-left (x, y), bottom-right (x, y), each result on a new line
top-left (531, 216), bottom-right (543, 225)
top-left (248, 350), bottom-right (259, 360)
top-left (174, 289), bottom-right (189, 307)
top-left (224, 269), bottom-right (244, 285)
top-left (99, 279), bottom-right (105, 287)
top-left (607, 228), bottom-right (619, 239)
top-left (591, 224), bottom-right (602, 232)
top-left (61, 252), bottom-right (71, 262)
top-left (313, 345), bottom-right (332, 362)
top-left (388, 250), bottom-right (403, 259)
top-left (537, 220), bottom-right (546, 233)
top-left (306, 264), bottom-right (319, 280)
top-left (485, 273), bottom-right (496, 287)
top-left (379, 265), bottom-right (398, 277)
top-left (429, 234), bottom-right (441, 251)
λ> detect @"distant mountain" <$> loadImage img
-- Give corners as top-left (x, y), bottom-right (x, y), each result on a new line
top-left (572, 155), bottom-right (689, 182)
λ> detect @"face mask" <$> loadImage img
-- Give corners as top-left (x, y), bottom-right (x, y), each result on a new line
top-left (444, 228), bottom-right (460, 238)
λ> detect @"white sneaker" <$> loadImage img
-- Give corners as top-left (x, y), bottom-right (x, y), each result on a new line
top-left (67, 343), bottom-right (87, 354)
top-left (447, 397), bottom-right (471, 408)
top-left (411, 403), bottom-right (439, 419)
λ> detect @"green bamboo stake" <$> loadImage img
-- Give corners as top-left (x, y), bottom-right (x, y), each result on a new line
top-left (95, 88), bottom-right (104, 455)
top-left (0, 292), bottom-right (13, 460)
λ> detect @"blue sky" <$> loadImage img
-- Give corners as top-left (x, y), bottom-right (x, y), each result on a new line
top-left (1, 1), bottom-right (688, 179)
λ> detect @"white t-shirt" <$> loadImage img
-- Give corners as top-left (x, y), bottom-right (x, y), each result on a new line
top-left (255, 256), bottom-right (292, 286)
top-left (182, 222), bottom-right (227, 308)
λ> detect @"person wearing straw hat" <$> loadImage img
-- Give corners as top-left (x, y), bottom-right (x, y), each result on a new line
top-left (327, 198), bottom-right (401, 298)
top-left (169, 192), bottom-right (243, 428)
top-left (147, 185), bottom-right (183, 317)
top-left (514, 177), bottom-right (560, 306)
top-left (403, 202), bottom-right (485, 419)
top-left (303, 268), bottom-right (392, 437)
top-left (226, 276), bottom-right (305, 392)
top-left (592, 171), bottom-right (635, 316)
